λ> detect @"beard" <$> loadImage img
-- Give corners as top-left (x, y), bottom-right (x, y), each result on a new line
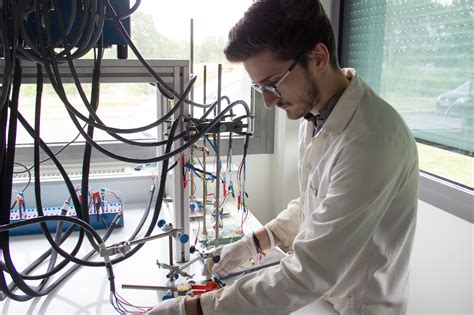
top-left (278, 69), bottom-right (321, 120)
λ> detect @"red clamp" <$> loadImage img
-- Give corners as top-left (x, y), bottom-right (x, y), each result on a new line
top-left (92, 192), bottom-right (102, 213)
top-left (18, 196), bottom-right (24, 219)
top-left (190, 281), bottom-right (219, 295)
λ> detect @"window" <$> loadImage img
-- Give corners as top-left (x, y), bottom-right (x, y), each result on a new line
top-left (338, 0), bottom-right (473, 221)
top-left (17, 83), bottom-right (158, 145)
top-left (11, 59), bottom-right (189, 166)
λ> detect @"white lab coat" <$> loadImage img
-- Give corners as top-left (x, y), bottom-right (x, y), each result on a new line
top-left (200, 69), bottom-right (419, 315)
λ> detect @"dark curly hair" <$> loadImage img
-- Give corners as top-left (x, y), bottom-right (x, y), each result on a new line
top-left (224, 0), bottom-right (338, 69)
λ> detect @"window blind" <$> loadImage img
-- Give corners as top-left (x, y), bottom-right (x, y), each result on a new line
top-left (340, 0), bottom-right (473, 156)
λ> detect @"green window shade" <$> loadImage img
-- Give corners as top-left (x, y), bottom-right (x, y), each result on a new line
top-left (340, 0), bottom-right (473, 188)
top-left (340, 1), bottom-right (387, 92)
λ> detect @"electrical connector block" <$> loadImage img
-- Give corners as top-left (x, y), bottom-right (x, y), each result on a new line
top-left (8, 202), bottom-right (124, 236)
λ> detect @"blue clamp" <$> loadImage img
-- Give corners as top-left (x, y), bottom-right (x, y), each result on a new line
top-left (162, 290), bottom-right (173, 300)
top-left (178, 232), bottom-right (189, 244)
top-left (157, 219), bottom-right (167, 228)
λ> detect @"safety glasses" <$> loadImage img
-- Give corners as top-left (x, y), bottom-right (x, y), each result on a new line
top-left (251, 53), bottom-right (305, 98)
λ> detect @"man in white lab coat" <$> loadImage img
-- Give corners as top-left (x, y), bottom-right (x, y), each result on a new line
top-left (150, 0), bottom-right (419, 314)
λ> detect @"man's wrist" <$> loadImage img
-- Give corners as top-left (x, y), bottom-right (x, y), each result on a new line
top-left (185, 296), bottom-right (203, 315)
top-left (251, 227), bottom-right (278, 251)
top-left (196, 296), bottom-right (203, 315)
top-left (252, 232), bottom-right (264, 255)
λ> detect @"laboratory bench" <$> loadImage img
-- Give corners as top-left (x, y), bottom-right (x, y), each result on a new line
top-left (1, 200), bottom-right (472, 314)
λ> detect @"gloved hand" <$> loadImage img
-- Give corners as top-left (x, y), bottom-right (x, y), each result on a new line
top-left (212, 234), bottom-right (257, 277)
top-left (146, 296), bottom-right (186, 315)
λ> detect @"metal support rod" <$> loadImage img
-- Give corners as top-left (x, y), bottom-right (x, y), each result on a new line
top-left (172, 65), bottom-right (190, 262)
top-left (190, 18), bottom-right (194, 101)
top-left (202, 145), bottom-right (208, 243)
top-left (101, 228), bottom-right (183, 257)
top-left (123, 228), bottom-right (183, 247)
top-left (202, 64), bottom-right (208, 244)
top-left (203, 64), bottom-right (207, 104)
top-left (168, 236), bottom-right (173, 268)
top-left (214, 64), bottom-right (222, 243)
top-left (122, 284), bottom-right (176, 291)
top-left (189, 18), bottom-right (195, 202)
top-left (178, 255), bottom-right (202, 270)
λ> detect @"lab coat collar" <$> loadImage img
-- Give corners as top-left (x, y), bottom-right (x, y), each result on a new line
top-left (320, 68), bottom-right (365, 136)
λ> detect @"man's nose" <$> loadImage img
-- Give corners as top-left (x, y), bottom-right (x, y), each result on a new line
top-left (262, 92), bottom-right (279, 109)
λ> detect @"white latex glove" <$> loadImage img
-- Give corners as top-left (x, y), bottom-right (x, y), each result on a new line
top-left (146, 296), bottom-right (186, 315)
top-left (212, 234), bottom-right (257, 277)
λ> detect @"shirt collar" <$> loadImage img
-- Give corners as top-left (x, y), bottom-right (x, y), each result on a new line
top-left (304, 87), bottom-right (343, 133)
top-left (319, 91), bottom-right (340, 121)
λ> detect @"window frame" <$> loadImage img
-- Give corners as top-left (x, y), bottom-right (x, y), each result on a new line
top-left (333, 0), bottom-right (473, 223)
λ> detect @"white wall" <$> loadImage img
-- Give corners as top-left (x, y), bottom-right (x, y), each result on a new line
top-left (270, 110), bottom-right (300, 219)
top-left (236, 154), bottom-right (274, 224)
top-left (231, 110), bottom-right (300, 225)
top-left (407, 200), bottom-right (473, 314)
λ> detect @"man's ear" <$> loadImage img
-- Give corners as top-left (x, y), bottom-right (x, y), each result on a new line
top-left (308, 42), bottom-right (329, 70)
